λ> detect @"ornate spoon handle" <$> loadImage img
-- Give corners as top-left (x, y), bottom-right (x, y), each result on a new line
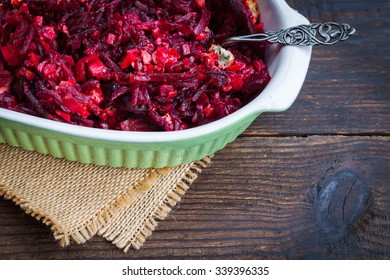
top-left (222, 22), bottom-right (356, 46)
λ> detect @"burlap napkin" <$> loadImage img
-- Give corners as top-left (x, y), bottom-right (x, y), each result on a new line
top-left (0, 144), bottom-right (211, 252)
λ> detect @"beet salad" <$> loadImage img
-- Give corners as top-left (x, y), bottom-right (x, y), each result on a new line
top-left (0, 0), bottom-right (271, 131)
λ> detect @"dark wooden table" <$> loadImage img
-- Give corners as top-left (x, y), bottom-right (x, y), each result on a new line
top-left (1, 0), bottom-right (389, 259)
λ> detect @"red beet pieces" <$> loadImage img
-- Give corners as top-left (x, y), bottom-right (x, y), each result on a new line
top-left (0, 0), bottom-right (270, 131)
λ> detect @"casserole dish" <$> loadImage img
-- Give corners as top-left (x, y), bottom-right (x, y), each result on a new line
top-left (0, 0), bottom-right (312, 168)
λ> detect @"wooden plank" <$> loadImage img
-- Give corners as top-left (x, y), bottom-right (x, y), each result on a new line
top-left (243, 0), bottom-right (390, 136)
top-left (0, 136), bottom-right (389, 259)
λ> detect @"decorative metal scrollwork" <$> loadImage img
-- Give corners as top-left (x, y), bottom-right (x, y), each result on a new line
top-left (223, 22), bottom-right (356, 46)
top-left (267, 22), bottom-right (356, 46)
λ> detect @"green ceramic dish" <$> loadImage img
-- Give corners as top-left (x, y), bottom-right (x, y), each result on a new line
top-left (0, 0), bottom-right (312, 168)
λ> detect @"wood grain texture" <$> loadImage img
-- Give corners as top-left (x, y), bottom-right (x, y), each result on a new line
top-left (0, 0), bottom-right (389, 259)
top-left (245, 0), bottom-right (390, 136)
top-left (0, 136), bottom-right (389, 259)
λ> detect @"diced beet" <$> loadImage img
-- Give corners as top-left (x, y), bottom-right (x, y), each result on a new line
top-left (230, 74), bottom-right (245, 90)
top-left (42, 26), bottom-right (57, 41)
top-left (25, 53), bottom-right (42, 68)
top-left (203, 104), bottom-right (214, 117)
top-left (42, 63), bottom-right (57, 77)
top-left (88, 87), bottom-right (104, 104)
top-left (55, 109), bottom-right (72, 122)
top-left (88, 59), bottom-right (110, 79)
top-left (1, 46), bottom-right (23, 66)
top-left (120, 49), bottom-right (139, 70)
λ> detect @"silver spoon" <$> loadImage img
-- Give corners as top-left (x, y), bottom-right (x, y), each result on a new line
top-left (222, 22), bottom-right (356, 46)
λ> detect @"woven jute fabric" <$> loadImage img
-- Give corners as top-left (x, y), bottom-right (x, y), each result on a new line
top-left (0, 144), bottom-right (211, 251)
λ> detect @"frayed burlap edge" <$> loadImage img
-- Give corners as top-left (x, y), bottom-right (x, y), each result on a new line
top-left (99, 156), bottom-right (213, 252)
top-left (0, 157), bottom-right (212, 250)
top-left (0, 187), bottom-right (70, 243)
top-left (0, 168), bottom-right (155, 247)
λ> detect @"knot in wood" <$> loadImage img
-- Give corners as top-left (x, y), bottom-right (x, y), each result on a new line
top-left (314, 169), bottom-right (371, 239)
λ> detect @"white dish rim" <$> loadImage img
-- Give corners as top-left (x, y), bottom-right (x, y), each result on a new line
top-left (0, 0), bottom-right (312, 143)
